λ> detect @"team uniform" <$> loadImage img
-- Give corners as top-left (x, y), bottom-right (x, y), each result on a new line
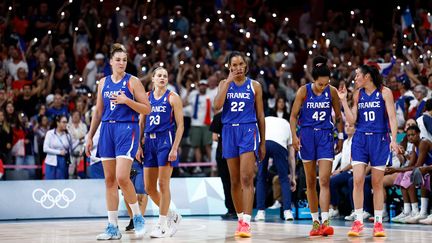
top-left (221, 78), bottom-right (260, 159)
top-left (298, 83), bottom-right (334, 161)
top-left (351, 88), bottom-right (391, 168)
top-left (97, 73), bottom-right (139, 161)
top-left (143, 89), bottom-right (178, 167)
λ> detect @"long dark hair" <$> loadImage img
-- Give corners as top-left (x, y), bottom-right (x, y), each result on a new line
top-left (52, 115), bottom-right (68, 130)
top-left (359, 64), bottom-right (382, 89)
top-left (226, 51), bottom-right (249, 74)
top-left (311, 56), bottom-right (330, 80)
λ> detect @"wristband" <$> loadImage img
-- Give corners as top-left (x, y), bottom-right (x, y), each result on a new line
top-left (338, 132), bottom-right (344, 140)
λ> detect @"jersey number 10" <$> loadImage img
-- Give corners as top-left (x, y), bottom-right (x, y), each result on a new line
top-left (363, 111), bottom-right (375, 121)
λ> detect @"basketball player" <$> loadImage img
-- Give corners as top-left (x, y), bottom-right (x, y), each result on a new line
top-left (85, 43), bottom-right (151, 240)
top-left (214, 51), bottom-right (266, 238)
top-left (338, 65), bottom-right (400, 237)
top-left (136, 67), bottom-right (184, 238)
top-left (290, 56), bottom-right (343, 236)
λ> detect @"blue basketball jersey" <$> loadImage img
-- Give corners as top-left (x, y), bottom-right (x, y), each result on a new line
top-left (298, 83), bottom-right (333, 129)
top-left (356, 88), bottom-right (389, 133)
top-left (101, 73), bottom-right (139, 122)
top-left (144, 89), bottom-right (175, 133)
top-left (222, 78), bottom-right (257, 124)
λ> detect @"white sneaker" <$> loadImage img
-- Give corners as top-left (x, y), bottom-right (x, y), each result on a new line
top-left (419, 214), bottom-right (432, 225)
top-left (329, 208), bottom-right (339, 219)
top-left (399, 212), bottom-right (417, 223)
top-left (344, 211), bottom-right (356, 221)
top-left (284, 210), bottom-right (294, 221)
top-left (391, 211), bottom-right (410, 223)
top-left (255, 210), bottom-right (265, 221)
top-left (382, 211), bottom-right (389, 222)
top-left (168, 211), bottom-right (182, 237)
top-left (268, 200), bottom-right (281, 209)
top-left (404, 212), bottom-right (428, 224)
top-left (363, 211), bottom-right (372, 220)
top-left (150, 223), bottom-right (168, 238)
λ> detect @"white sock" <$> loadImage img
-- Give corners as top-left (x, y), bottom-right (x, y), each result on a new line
top-left (243, 214), bottom-right (251, 225)
top-left (355, 208), bottom-right (364, 223)
top-left (412, 203), bottom-right (419, 214)
top-left (311, 212), bottom-right (319, 222)
top-left (237, 212), bottom-right (244, 221)
top-left (374, 210), bottom-right (383, 223)
top-left (404, 203), bottom-right (411, 214)
top-left (420, 197), bottom-right (429, 215)
top-left (108, 211), bottom-right (118, 226)
top-left (159, 215), bottom-right (168, 229)
top-left (129, 202), bottom-right (141, 216)
top-left (321, 212), bottom-right (329, 222)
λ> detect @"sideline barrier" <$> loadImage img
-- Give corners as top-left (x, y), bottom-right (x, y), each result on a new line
top-left (0, 177), bottom-right (225, 220)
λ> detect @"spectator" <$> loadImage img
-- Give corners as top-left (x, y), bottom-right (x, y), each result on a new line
top-left (43, 115), bottom-right (72, 180)
top-left (46, 94), bottom-right (69, 121)
top-left (0, 110), bottom-right (13, 164)
top-left (66, 110), bottom-right (87, 178)
top-left (185, 79), bottom-right (213, 172)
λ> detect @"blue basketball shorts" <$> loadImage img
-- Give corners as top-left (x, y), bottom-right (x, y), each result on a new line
top-left (351, 132), bottom-right (391, 168)
top-left (143, 130), bottom-right (179, 167)
top-left (222, 123), bottom-right (260, 160)
top-left (298, 127), bottom-right (334, 162)
top-left (97, 122), bottom-right (139, 161)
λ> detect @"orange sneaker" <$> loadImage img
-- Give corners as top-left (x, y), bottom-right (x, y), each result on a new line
top-left (348, 220), bottom-right (364, 237)
top-left (320, 220), bottom-right (334, 236)
top-left (234, 220), bottom-right (243, 236)
top-left (309, 220), bottom-right (321, 236)
top-left (238, 221), bottom-right (251, 238)
top-left (373, 222), bottom-right (386, 237)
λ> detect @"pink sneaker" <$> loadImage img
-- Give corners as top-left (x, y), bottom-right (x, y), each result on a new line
top-left (348, 220), bottom-right (364, 237)
top-left (373, 222), bottom-right (386, 237)
top-left (234, 220), bottom-right (243, 236)
top-left (238, 221), bottom-right (251, 238)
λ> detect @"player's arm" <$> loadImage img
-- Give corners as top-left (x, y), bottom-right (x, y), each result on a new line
top-left (253, 80), bottom-right (266, 161)
top-left (383, 87), bottom-right (400, 153)
top-left (88, 78), bottom-right (105, 141)
top-left (331, 86), bottom-right (344, 153)
top-left (86, 77), bottom-right (105, 156)
top-left (338, 87), bottom-right (358, 125)
top-left (213, 79), bottom-right (230, 111)
top-left (127, 76), bottom-right (151, 115)
top-left (289, 85), bottom-right (306, 151)
top-left (170, 93), bottom-right (184, 151)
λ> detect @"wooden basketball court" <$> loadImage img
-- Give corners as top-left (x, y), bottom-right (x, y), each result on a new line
top-left (1, 217), bottom-right (430, 242)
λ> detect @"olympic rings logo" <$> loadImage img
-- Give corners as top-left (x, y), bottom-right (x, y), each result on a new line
top-left (32, 188), bottom-right (76, 209)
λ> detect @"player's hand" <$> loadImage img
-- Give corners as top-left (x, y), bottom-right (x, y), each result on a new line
top-left (258, 142), bottom-right (266, 162)
top-left (226, 69), bottom-right (236, 83)
top-left (111, 90), bottom-right (129, 105)
top-left (168, 149), bottom-right (177, 162)
top-left (292, 135), bottom-right (301, 151)
top-left (135, 147), bottom-right (143, 162)
top-left (85, 139), bottom-right (93, 157)
top-left (335, 139), bottom-right (343, 154)
top-left (390, 141), bottom-right (401, 154)
top-left (385, 167), bottom-right (397, 175)
top-left (337, 85), bottom-right (348, 100)
top-left (290, 176), bottom-right (297, 192)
